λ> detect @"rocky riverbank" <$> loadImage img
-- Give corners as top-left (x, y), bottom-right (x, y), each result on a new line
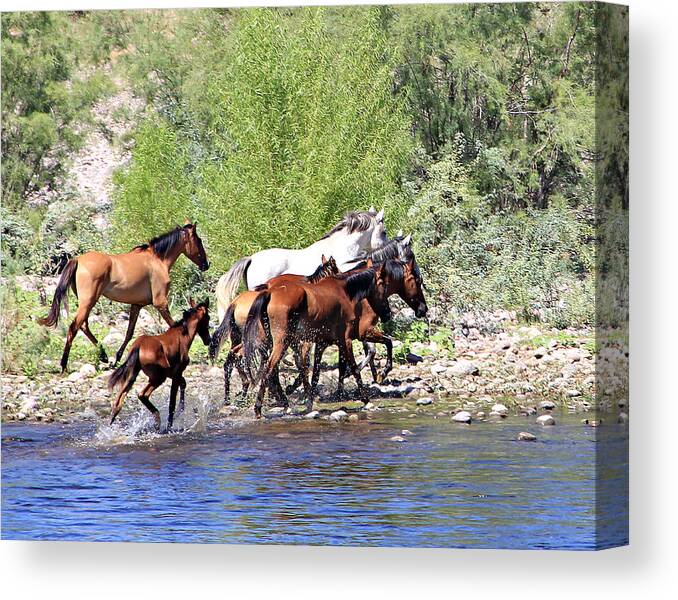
top-left (1, 321), bottom-right (629, 426)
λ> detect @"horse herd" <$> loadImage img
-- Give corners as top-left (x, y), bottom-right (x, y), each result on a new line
top-left (39, 209), bottom-right (428, 431)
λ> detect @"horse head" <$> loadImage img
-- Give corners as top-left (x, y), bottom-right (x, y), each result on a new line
top-left (183, 221), bottom-right (210, 272)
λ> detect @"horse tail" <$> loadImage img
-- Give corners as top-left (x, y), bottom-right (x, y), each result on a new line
top-left (108, 346), bottom-right (141, 392)
top-left (38, 258), bottom-right (78, 328)
top-left (243, 291), bottom-right (271, 381)
top-left (216, 257), bottom-right (252, 317)
top-left (209, 303), bottom-right (236, 362)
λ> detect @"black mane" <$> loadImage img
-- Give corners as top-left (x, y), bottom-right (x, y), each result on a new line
top-left (171, 301), bottom-right (209, 331)
top-left (136, 226), bottom-right (186, 259)
top-left (344, 268), bottom-right (376, 302)
top-left (320, 211), bottom-right (375, 240)
top-left (367, 236), bottom-right (414, 263)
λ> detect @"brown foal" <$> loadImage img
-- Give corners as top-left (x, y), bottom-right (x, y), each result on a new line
top-left (108, 299), bottom-right (211, 432)
top-left (39, 221), bottom-right (209, 372)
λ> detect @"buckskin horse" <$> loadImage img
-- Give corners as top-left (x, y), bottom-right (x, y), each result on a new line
top-left (215, 208), bottom-right (388, 321)
top-left (108, 299), bottom-right (211, 432)
top-left (39, 221), bottom-right (209, 372)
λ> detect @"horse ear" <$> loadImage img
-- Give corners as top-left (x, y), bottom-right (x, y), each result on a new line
top-left (376, 208), bottom-right (384, 223)
top-left (189, 297), bottom-right (196, 308)
top-left (402, 233), bottom-right (412, 246)
top-left (184, 218), bottom-right (191, 225)
top-left (397, 229), bottom-right (403, 237)
top-left (369, 205), bottom-right (376, 213)
top-left (366, 257), bottom-right (374, 267)
top-left (321, 254), bottom-right (327, 265)
top-left (203, 298), bottom-right (210, 309)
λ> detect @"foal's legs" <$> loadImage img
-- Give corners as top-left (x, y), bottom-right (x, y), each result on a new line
top-left (339, 335), bottom-right (367, 401)
top-left (178, 375), bottom-right (187, 414)
top-left (361, 332), bottom-right (393, 383)
top-left (114, 304), bottom-right (141, 366)
top-left (137, 381), bottom-right (162, 431)
top-left (167, 378), bottom-right (180, 431)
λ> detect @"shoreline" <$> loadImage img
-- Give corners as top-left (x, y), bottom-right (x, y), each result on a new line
top-left (1, 321), bottom-right (629, 426)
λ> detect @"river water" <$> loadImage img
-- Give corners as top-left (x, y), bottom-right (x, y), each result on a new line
top-left (1, 408), bottom-right (628, 549)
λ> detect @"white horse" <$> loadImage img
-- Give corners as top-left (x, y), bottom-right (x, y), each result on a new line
top-left (215, 208), bottom-right (388, 322)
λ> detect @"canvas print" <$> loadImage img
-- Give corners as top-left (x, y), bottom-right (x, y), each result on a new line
top-left (1, 2), bottom-right (628, 549)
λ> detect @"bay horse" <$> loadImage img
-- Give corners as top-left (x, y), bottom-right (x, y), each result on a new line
top-left (312, 256), bottom-right (428, 396)
top-left (208, 256), bottom-right (339, 404)
top-left (108, 299), bottom-right (211, 431)
top-left (39, 221), bottom-right (209, 372)
top-left (242, 265), bottom-right (392, 417)
top-left (215, 208), bottom-right (388, 321)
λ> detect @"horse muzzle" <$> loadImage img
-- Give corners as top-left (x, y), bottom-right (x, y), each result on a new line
top-left (200, 261), bottom-right (210, 272)
top-left (415, 304), bottom-right (428, 318)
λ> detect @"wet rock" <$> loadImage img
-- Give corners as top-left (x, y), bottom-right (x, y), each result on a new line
top-left (401, 429), bottom-right (414, 436)
top-left (79, 364), bottom-right (97, 378)
top-left (452, 411), bottom-right (472, 423)
top-left (617, 412), bottom-right (629, 424)
top-left (536, 414), bottom-right (555, 426)
top-left (329, 410), bottom-right (348, 422)
top-left (390, 435), bottom-right (406, 442)
top-left (518, 431), bottom-right (537, 442)
top-left (416, 397), bottom-right (433, 406)
top-left (305, 410), bottom-right (320, 419)
top-left (447, 360), bottom-right (479, 377)
top-left (491, 403), bottom-right (509, 416)
top-left (476, 411), bottom-right (486, 419)
top-left (582, 419), bottom-right (602, 427)
top-left (16, 412), bottom-right (26, 421)
top-left (539, 400), bottom-right (556, 410)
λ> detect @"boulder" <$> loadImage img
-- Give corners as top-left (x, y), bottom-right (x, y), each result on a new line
top-left (416, 397), bottom-right (433, 406)
top-left (491, 403), bottom-right (509, 416)
top-left (390, 435), bottom-right (406, 442)
top-left (329, 410), bottom-right (348, 422)
top-left (305, 411), bottom-right (320, 419)
top-left (536, 414), bottom-right (555, 426)
top-left (617, 412), bottom-right (629, 424)
top-left (67, 371), bottom-right (83, 383)
top-left (79, 364), bottom-right (97, 378)
top-left (452, 411), bottom-right (472, 423)
top-left (539, 400), bottom-right (556, 410)
top-left (518, 431), bottom-right (537, 442)
top-left (447, 360), bottom-right (479, 377)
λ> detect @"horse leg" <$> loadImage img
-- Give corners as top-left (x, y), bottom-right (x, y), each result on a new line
top-left (223, 351), bottom-right (235, 405)
top-left (269, 365), bottom-right (288, 408)
top-left (286, 342), bottom-right (311, 395)
top-left (255, 337), bottom-right (290, 419)
top-left (81, 319), bottom-right (108, 364)
top-left (336, 346), bottom-right (348, 397)
top-left (114, 304), bottom-right (141, 366)
top-left (60, 297), bottom-right (98, 373)
top-left (363, 332), bottom-right (393, 383)
top-left (137, 382), bottom-right (162, 431)
top-left (358, 341), bottom-right (378, 380)
top-left (167, 378), bottom-right (180, 432)
top-left (340, 336), bottom-right (367, 402)
top-left (310, 342), bottom-right (328, 394)
top-left (178, 375), bottom-right (187, 414)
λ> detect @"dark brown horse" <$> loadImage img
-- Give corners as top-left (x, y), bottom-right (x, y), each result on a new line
top-left (208, 256), bottom-right (339, 404)
top-left (242, 265), bottom-right (392, 417)
top-left (108, 299), bottom-right (211, 431)
top-left (39, 221), bottom-right (209, 372)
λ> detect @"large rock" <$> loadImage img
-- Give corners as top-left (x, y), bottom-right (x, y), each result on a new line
top-left (305, 410), bottom-right (320, 419)
top-left (452, 411), bottom-right (472, 423)
top-left (518, 431), bottom-right (537, 442)
top-left (416, 397), bottom-right (433, 406)
top-left (536, 414), bottom-right (556, 426)
top-left (446, 360), bottom-right (480, 377)
top-left (491, 403), bottom-right (509, 416)
top-left (79, 364), bottom-right (97, 378)
top-left (539, 400), bottom-right (556, 410)
top-left (329, 410), bottom-right (348, 422)
top-left (67, 371), bottom-right (83, 383)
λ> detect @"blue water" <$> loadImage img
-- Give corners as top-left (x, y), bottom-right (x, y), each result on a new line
top-left (1, 411), bottom-right (628, 549)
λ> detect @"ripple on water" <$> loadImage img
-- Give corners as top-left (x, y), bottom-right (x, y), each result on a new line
top-left (1, 406), bottom-right (628, 549)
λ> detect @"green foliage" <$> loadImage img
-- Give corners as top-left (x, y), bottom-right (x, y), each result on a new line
top-left (112, 7), bottom-right (412, 278)
top-left (408, 145), bottom-right (594, 327)
top-left (0, 282), bottom-right (104, 376)
top-left (1, 12), bottom-right (115, 209)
